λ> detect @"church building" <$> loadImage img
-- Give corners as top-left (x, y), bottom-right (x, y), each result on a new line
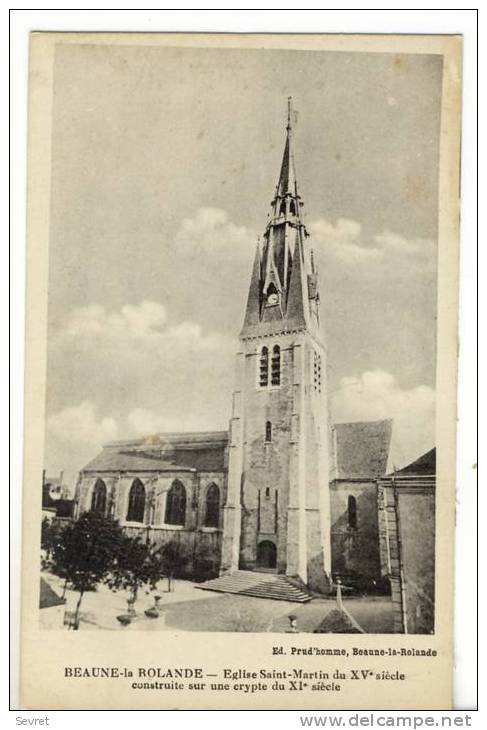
top-left (74, 103), bottom-right (394, 594)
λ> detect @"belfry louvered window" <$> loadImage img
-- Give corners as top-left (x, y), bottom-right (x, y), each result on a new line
top-left (259, 346), bottom-right (269, 387)
top-left (271, 345), bottom-right (281, 386)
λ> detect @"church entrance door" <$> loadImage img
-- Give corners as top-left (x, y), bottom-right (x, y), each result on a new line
top-left (256, 540), bottom-right (277, 570)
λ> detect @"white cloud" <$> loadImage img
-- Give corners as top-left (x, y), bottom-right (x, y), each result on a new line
top-left (174, 209), bottom-right (434, 275)
top-left (175, 206), bottom-right (254, 259)
top-left (47, 373), bottom-right (435, 481)
top-left (46, 301), bottom-right (235, 476)
top-left (331, 369), bottom-right (435, 469)
top-left (47, 402), bottom-right (218, 455)
top-left (311, 217), bottom-right (363, 247)
top-left (56, 299), bottom-right (233, 354)
top-left (65, 300), bottom-right (168, 338)
top-left (310, 217), bottom-right (436, 274)
top-left (47, 401), bottom-right (118, 447)
top-left (174, 208), bottom-right (436, 281)
top-left (126, 408), bottom-right (212, 438)
top-left (126, 409), bottom-right (174, 437)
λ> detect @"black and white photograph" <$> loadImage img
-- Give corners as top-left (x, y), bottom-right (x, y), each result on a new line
top-left (36, 39), bottom-right (446, 637)
top-left (17, 29), bottom-right (464, 711)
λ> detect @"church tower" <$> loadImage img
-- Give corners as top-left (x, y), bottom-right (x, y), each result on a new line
top-left (221, 100), bottom-right (332, 592)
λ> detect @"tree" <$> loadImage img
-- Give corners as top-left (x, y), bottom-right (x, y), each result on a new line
top-left (42, 518), bottom-right (70, 597)
top-left (50, 511), bottom-right (124, 629)
top-left (105, 535), bottom-right (164, 611)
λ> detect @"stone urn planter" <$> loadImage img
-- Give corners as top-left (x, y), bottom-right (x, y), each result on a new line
top-left (287, 614), bottom-right (298, 633)
top-left (144, 594), bottom-right (162, 619)
top-left (126, 596), bottom-right (137, 616)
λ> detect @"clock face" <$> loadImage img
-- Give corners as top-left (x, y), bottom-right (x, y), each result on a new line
top-left (267, 292), bottom-right (279, 306)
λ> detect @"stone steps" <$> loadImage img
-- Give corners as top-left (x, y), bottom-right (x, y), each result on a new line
top-left (196, 570), bottom-right (313, 603)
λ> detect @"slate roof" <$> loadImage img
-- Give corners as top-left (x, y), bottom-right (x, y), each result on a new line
top-left (107, 431), bottom-right (228, 449)
top-left (393, 447), bottom-right (436, 477)
top-left (81, 431), bottom-right (228, 474)
top-left (333, 419), bottom-right (392, 479)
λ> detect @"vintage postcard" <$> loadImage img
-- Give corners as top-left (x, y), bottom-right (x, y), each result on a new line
top-left (21, 32), bottom-right (462, 709)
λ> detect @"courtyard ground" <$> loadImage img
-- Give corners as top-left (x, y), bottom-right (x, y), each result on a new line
top-left (39, 570), bottom-right (395, 633)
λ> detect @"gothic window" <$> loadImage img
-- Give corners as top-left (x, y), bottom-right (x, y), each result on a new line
top-left (259, 346), bottom-right (269, 387)
top-left (127, 479), bottom-right (145, 523)
top-left (165, 479), bottom-right (186, 526)
top-left (290, 200), bottom-right (296, 216)
top-left (90, 478), bottom-right (107, 515)
top-left (348, 495), bottom-right (357, 529)
top-left (314, 352), bottom-right (322, 392)
top-left (271, 345), bottom-right (281, 386)
top-left (204, 483), bottom-right (220, 528)
top-left (279, 199), bottom-right (286, 216)
top-left (265, 420), bottom-right (272, 442)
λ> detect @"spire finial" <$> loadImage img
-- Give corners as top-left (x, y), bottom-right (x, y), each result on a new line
top-left (287, 96), bottom-right (292, 132)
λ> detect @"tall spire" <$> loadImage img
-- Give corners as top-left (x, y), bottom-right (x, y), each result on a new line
top-left (241, 100), bottom-right (321, 340)
top-left (275, 97), bottom-right (298, 199)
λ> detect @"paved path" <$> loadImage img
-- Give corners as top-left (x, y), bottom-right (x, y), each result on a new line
top-left (40, 571), bottom-right (394, 633)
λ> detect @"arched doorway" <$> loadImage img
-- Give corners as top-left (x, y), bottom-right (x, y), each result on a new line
top-left (256, 540), bottom-right (277, 570)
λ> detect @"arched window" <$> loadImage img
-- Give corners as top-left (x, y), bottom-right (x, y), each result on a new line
top-left (165, 480), bottom-right (186, 526)
top-left (259, 346), bottom-right (269, 387)
top-left (127, 479), bottom-right (145, 523)
top-left (279, 199), bottom-right (286, 216)
top-left (348, 495), bottom-right (357, 529)
top-left (90, 478), bottom-right (107, 515)
top-left (265, 420), bottom-right (272, 442)
top-left (271, 344), bottom-right (281, 386)
top-left (289, 200), bottom-right (296, 216)
top-left (205, 483), bottom-right (220, 528)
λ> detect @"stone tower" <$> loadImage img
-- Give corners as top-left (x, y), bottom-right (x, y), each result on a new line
top-left (221, 100), bottom-right (332, 592)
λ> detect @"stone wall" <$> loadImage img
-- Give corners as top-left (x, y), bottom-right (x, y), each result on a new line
top-left (76, 471), bottom-right (226, 529)
top-left (330, 480), bottom-right (381, 586)
top-left (123, 524), bottom-right (222, 581)
top-left (75, 470), bottom-right (226, 581)
top-left (396, 489), bottom-right (435, 634)
top-left (377, 477), bottom-right (435, 634)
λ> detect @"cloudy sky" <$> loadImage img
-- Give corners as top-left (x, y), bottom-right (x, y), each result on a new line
top-left (44, 42), bottom-right (442, 484)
